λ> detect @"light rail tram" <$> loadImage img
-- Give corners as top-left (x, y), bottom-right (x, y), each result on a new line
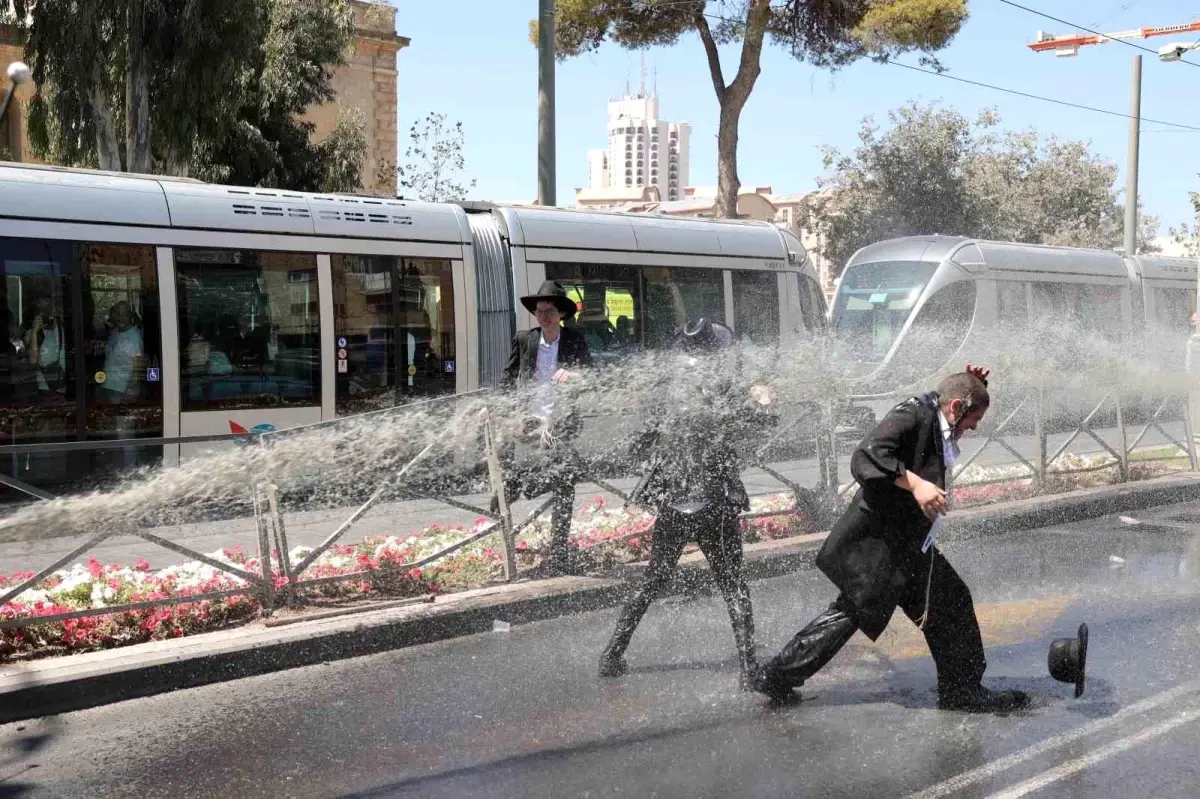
top-left (0, 163), bottom-right (828, 497)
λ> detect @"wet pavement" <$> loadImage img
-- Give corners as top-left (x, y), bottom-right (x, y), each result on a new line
top-left (3, 500), bottom-right (1200, 797)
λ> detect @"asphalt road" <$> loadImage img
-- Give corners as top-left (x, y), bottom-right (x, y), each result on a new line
top-left (3, 501), bottom-right (1200, 798)
top-left (0, 420), bottom-right (1185, 575)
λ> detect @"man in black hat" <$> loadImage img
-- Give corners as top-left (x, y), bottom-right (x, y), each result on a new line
top-left (753, 366), bottom-right (1031, 713)
top-left (598, 319), bottom-right (775, 689)
top-left (499, 280), bottom-right (593, 575)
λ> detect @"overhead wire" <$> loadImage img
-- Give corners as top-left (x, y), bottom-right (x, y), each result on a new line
top-left (542, 1), bottom-right (1200, 132)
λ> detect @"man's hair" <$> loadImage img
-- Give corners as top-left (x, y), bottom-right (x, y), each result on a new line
top-left (937, 372), bottom-right (990, 412)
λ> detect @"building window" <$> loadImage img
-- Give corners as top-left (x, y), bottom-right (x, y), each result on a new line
top-left (331, 255), bottom-right (455, 415)
top-left (176, 248), bottom-right (320, 411)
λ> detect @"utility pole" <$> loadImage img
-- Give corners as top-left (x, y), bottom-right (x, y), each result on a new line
top-left (537, 0), bottom-right (556, 207)
top-left (1124, 54), bottom-right (1141, 258)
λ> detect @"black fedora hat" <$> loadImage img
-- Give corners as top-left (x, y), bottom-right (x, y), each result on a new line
top-left (521, 280), bottom-right (577, 319)
top-left (1048, 623), bottom-right (1088, 698)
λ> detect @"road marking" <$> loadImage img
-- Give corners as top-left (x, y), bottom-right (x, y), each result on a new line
top-left (907, 677), bottom-right (1200, 799)
top-left (985, 705), bottom-right (1200, 799)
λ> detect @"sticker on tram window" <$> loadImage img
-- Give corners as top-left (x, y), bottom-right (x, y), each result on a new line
top-left (94, 371), bottom-right (107, 384)
top-left (337, 336), bottom-right (347, 348)
top-left (337, 359), bottom-right (348, 373)
top-left (146, 367), bottom-right (161, 383)
top-left (407, 364), bottom-right (417, 376)
top-left (444, 360), bottom-right (455, 374)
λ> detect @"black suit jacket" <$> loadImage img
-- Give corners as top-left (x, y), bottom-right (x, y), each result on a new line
top-left (502, 326), bottom-right (593, 387)
top-left (815, 391), bottom-right (947, 639)
top-left (501, 326), bottom-right (593, 438)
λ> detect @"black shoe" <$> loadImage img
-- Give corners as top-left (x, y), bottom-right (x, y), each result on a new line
top-left (750, 666), bottom-right (802, 705)
top-left (938, 684), bottom-right (1030, 714)
top-left (598, 653), bottom-right (628, 678)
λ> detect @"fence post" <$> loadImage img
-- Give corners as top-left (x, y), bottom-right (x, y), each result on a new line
top-left (1033, 385), bottom-right (1048, 494)
top-left (267, 482), bottom-right (293, 601)
top-left (1115, 390), bottom-right (1129, 483)
top-left (1183, 391), bottom-right (1200, 472)
top-left (483, 410), bottom-right (517, 582)
top-left (249, 477), bottom-right (275, 614)
top-left (821, 399), bottom-right (839, 498)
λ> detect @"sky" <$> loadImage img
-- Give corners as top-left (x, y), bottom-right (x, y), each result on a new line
top-left (389, 0), bottom-right (1200, 237)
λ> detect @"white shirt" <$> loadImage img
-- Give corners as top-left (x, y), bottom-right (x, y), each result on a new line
top-left (924, 408), bottom-right (959, 553)
top-left (531, 330), bottom-right (561, 419)
top-left (105, 326), bottom-right (144, 393)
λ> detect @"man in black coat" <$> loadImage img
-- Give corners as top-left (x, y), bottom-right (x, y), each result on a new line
top-left (499, 280), bottom-right (593, 575)
top-left (753, 367), bottom-right (1030, 713)
top-left (599, 319), bottom-right (775, 689)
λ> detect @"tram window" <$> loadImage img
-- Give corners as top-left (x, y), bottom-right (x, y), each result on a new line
top-left (545, 263), bottom-right (639, 363)
top-left (995, 281), bottom-right (1029, 330)
top-left (642, 267), bottom-right (724, 349)
top-left (0, 238), bottom-right (162, 497)
top-left (1153, 287), bottom-right (1194, 332)
top-left (731, 270), bottom-right (780, 344)
top-left (1030, 282), bottom-right (1068, 323)
top-left (831, 260), bottom-right (936, 363)
top-left (1151, 287), bottom-right (1194, 369)
top-left (331, 255), bottom-right (455, 415)
top-left (1032, 281), bottom-right (1122, 341)
top-left (1084, 285), bottom-right (1123, 342)
top-left (891, 281), bottom-right (977, 379)
top-left (175, 249), bottom-right (320, 411)
top-left (544, 263), bottom-right (724, 356)
top-left (798, 275), bottom-right (826, 334)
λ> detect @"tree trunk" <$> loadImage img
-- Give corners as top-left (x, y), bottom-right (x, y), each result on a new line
top-left (715, 101), bottom-right (742, 219)
top-left (125, 0), bottom-right (152, 174)
top-left (90, 83), bottom-right (122, 172)
top-left (695, 0), bottom-right (771, 219)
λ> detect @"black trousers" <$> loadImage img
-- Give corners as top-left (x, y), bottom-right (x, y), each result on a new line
top-left (499, 431), bottom-right (579, 574)
top-left (602, 507), bottom-right (755, 672)
top-left (765, 549), bottom-right (986, 693)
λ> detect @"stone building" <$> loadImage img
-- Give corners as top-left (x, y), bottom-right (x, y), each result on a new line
top-left (0, 0), bottom-right (406, 197)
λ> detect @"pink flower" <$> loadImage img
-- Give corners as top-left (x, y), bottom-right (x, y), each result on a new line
top-left (87, 557), bottom-right (104, 578)
top-left (133, 558), bottom-right (151, 572)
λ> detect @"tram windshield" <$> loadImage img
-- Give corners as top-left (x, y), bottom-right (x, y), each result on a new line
top-left (831, 260), bottom-right (936, 364)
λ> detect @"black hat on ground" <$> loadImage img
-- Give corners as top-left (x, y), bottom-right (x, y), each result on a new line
top-left (1048, 622), bottom-right (1088, 698)
top-left (670, 318), bottom-right (734, 352)
top-left (520, 280), bottom-right (577, 319)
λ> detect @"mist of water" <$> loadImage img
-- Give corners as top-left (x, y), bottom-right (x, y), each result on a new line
top-left (0, 317), bottom-right (1192, 545)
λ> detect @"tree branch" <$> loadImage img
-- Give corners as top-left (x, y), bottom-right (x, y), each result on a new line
top-left (694, 11), bottom-right (726, 104)
top-left (725, 0), bottom-right (771, 114)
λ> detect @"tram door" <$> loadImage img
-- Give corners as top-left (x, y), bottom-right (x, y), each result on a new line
top-left (0, 237), bottom-right (164, 499)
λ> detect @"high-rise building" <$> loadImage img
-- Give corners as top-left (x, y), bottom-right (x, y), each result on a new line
top-left (585, 87), bottom-right (690, 202)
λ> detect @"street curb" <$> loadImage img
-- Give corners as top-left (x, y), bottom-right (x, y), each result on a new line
top-left (3, 473), bottom-right (1199, 723)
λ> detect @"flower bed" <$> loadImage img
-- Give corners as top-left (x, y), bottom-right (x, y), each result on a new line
top-left (0, 494), bottom-right (809, 661)
top-left (0, 456), bottom-right (1180, 661)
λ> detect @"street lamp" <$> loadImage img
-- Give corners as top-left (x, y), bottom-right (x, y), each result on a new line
top-left (1159, 42), bottom-right (1200, 63)
top-left (1, 61), bottom-right (31, 156)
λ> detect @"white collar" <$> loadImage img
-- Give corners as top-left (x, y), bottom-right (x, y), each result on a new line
top-left (937, 407), bottom-right (961, 462)
top-left (937, 407), bottom-right (952, 440)
top-left (539, 329), bottom-right (560, 348)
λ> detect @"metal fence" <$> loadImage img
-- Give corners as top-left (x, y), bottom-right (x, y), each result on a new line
top-left (1, 382), bottom-right (1196, 632)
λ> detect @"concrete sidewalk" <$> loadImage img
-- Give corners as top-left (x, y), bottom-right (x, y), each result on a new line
top-left (2, 472), bottom-right (1199, 724)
